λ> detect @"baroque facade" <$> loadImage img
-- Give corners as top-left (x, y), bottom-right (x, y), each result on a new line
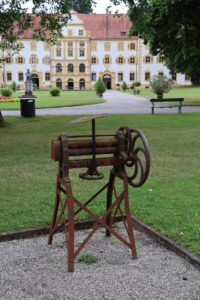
top-left (0, 11), bottom-right (191, 90)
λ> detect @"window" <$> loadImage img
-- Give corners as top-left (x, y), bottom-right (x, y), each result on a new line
top-left (79, 63), bottom-right (85, 73)
top-left (158, 72), bottom-right (164, 77)
top-left (130, 43), bottom-right (135, 50)
top-left (121, 31), bottom-right (126, 37)
top-left (7, 72), bottom-right (12, 81)
top-left (117, 57), bottom-right (124, 64)
top-left (80, 41), bottom-right (85, 47)
top-left (68, 49), bottom-right (73, 57)
top-left (185, 74), bottom-right (190, 81)
top-left (118, 42), bottom-right (124, 51)
top-left (79, 30), bottom-right (83, 36)
top-left (68, 63), bottom-right (74, 73)
top-left (91, 57), bottom-right (97, 64)
top-left (171, 73), bottom-right (177, 81)
top-left (30, 41), bottom-right (37, 51)
top-left (31, 56), bottom-right (37, 64)
top-left (158, 56), bottom-right (164, 63)
top-left (145, 72), bottom-right (150, 81)
top-left (18, 73), bottom-right (24, 81)
top-left (6, 57), bottom-right (11, 64)
top-left (68, 41), bottom-right (73, 47)
top-left (104, 42), bottom-right (110, 51)
top-left (129, 56), bottom-right (135, 64)
top-left (45, 73), bottom-right (50, 81)
top-left (118, 72), bottom-right (123, 81)
top-left (43, 56), bottom-right (50, 64)
top-left (80, 49), bottom-right (85, 57)
top-left (56, 41), bottom-right (61, 47)
top-left (56, 48), bottom-right (62, 57)
top-left (91, 73), bottom-right (96, 81)
top-left (145, 56), bottom-right (151, 63)
top-left (18, 30), bottom-right (23, 36)
top-left (44, 42), bottom-right (50, 50)
top-left (56, 63), bottom-right (62, 73)
top-left (130, 73), bottom-right (135, 81)
top-left (104, 56), bottom-right (110, 64)
top-left (18, 57), bottom-right (24, 64)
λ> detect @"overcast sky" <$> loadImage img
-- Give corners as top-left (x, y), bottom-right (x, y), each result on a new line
top-left (24, 1), bottom-right (128, 14)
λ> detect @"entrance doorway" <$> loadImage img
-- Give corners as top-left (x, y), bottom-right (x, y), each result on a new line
top-left (56, 78), bottom-right (62, 89)
top-left (68, 78), bottom-right (74, 90)
top-left (79, 78), bottom-right (85, 90)
top-left (31, 74), bottom-right (39, 89)
top-left (103, 74), bottom-right (112, 89)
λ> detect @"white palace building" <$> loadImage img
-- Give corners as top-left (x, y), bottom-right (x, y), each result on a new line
top-left (0, 11), bottom-right (191, 90)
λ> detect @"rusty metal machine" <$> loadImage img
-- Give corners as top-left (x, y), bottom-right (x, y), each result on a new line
top-left (48, 115), bottom-right (150, 272)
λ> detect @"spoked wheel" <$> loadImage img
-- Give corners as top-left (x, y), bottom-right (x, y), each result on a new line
top-left (118, 127), bottom-right (150, 187)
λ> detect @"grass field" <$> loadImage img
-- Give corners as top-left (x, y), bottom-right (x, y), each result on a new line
top-left (0, 114), bottom-right (200, 256)
top-left (0, 90), bottom-right (104, 110)
top-left (127, 86), bottom-right (200, 106)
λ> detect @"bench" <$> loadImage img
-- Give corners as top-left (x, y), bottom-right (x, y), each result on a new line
top-left (150, 98), bottom-right (184, 115)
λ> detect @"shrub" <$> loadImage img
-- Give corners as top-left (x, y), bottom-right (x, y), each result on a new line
top-left (150, 75), bottom-right (173, 96)
top-left (0, 87), bottom-right (12, 97)
top-left (50, 87), bottom-right (61, 96)
top-left (122, 81), bottom-right (127, 91)
top-left (11, 81), bottom-right (17, 92)
top-left (94, 77), bottom-right (106, 95)
top-left (134, 81), bottom-right (141, 87)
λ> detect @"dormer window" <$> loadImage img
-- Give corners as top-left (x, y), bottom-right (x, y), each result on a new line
top-left (121, 31), bottom-right (126, 37)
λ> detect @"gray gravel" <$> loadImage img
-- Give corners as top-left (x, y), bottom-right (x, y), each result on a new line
top-left (3, 90), bottom-right (200, 116)
top-left (0, 223), bottom-right (200, 300)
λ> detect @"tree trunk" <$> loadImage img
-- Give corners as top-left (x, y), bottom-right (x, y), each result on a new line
top-left (0, 110), bottom-right (6, 127)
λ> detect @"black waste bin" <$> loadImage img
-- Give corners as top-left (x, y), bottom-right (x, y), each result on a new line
top-left (20, 99), bottom-right (35, 117)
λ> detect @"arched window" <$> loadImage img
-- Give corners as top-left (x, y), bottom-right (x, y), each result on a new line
top-left (56, 78), bottom-right (62, 89)
top-left (68, 63), bottom-right (74, 73)
top-left (79, 78), bottom-right (85, 90)
top-left (68, 78), bottom-right (74, 90)
top-left (79, 63), bottom-right (85, 73)
top-left (56, 63), bottom-right (62, 73)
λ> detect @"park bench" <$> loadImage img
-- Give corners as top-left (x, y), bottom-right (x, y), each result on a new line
top-left (150, 98), bottom-right (184, 115)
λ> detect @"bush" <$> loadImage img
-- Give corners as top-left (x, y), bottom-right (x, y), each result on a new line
top-left (11, 82), bottom-right (17, 92)
top-left (94, 77), bottom-right (106, 95)
top-left (122, 81), bottom-right (127, 91)
top-left (150, 75), bottom-right (173, 96)
top-left (134, 81), bottom-right (141, 87)
top-left (0, 87), bottom-right (12, 97)
top-left (50, 87), bottom-right (61, 96)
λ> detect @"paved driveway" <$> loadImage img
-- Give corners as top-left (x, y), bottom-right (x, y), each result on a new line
top-left (2, 90), bottom-right (200, 116)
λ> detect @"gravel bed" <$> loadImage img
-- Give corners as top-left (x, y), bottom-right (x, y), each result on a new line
top-left (0, 223), bottom-right (200, 300)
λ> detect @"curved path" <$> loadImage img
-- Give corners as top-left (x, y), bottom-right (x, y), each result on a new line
top-left (2, 90), bottom-right (200, 116)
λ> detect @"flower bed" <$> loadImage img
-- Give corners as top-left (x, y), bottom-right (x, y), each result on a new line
top-left (0, 96), bottom-right (19, 102)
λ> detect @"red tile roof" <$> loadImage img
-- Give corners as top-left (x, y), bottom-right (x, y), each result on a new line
top-left (17, 13), bottom-right (132, 40)
top-left (78, 14), bottom-right (132, 39)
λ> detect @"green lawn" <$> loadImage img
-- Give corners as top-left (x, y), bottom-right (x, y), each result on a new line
top-left (0, 114), bottom-right (200, 256)
top-left (0, 90), bottom-right (104, 110)
top-left (127, 86), bottom-right (200, 106)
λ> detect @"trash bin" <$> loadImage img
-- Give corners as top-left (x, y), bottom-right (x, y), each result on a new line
top-left (20, 99), bottom-right (35, 117)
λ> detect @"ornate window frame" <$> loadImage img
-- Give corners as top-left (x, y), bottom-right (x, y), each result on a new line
top-left (129, 72), bottom-right (135, 81)
top-left (103, 55), bottom-right (112, 65)
top-left (118, 41), bottom-right (124, 51)
top-left (144, 71), bottom-right (151, 81)
top-left (116, 56), bottom-right (125, 64)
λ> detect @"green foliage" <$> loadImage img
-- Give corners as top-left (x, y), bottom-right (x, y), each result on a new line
top-left (150, 75), bottom-right (173, 95)
top-left (122, 81), bottom-right (127, 91)
top-left (94, 77), bottom-right (106, 94)
top-left (0, 87), bottom-right (12, 97)
top-left (134, 81), bottom-right (141, 87)
top-left (125, 0), bottom-right (200, 85)
top-left (0, 1), bottom-right (72, 48)
top-left (78, 253), bottom-right (98, 265)
top-left (72, 0), bottom-right (96, 13)
top-left (49, 87), bottom-right (61, 97)
top-left (11, 82), bottom-right (17, 92)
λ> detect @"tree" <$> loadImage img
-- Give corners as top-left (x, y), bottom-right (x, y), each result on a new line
top-left (112, 0), bottom-right (200, 85)
top-left (72, 0), bottom-right (96, 13)
top-left (0, 0), bottom-right (72, 126)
